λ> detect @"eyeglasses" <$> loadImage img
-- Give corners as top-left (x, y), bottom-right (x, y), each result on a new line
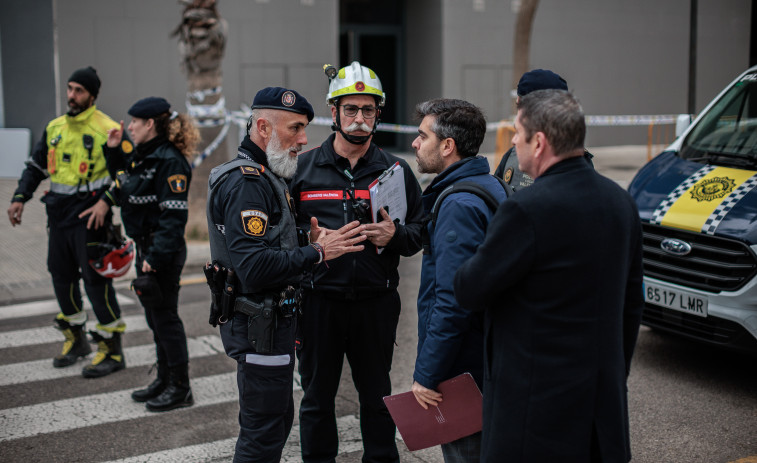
top-left (341, 105), bottom-right (378, 119)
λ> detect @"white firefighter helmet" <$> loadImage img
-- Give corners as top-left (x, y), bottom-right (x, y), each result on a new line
top-left (325, 61), bottom-right (386, 107)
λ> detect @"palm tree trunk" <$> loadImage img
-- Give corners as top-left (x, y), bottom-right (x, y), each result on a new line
top-left (174, 0), bottom-right (228, 239)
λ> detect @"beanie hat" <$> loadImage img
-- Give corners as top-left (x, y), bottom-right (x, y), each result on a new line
top-left (68, 66), bottom-right (101, 98)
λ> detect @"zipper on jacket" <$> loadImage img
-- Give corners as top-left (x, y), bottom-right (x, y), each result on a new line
top-left (342, 189), bottom-right (349, 225)
top-left (340, 168), bottom-right (360, 290)
top-left (341, 168), bottom-right (353, 225)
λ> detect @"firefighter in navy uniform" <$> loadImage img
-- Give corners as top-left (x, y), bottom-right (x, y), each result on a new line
top-left (290, 62), bottom-right (424, 463)
top-left (92, 97), bottom-right (199, 412)
top-left (205, 87), bottom-right (367, 462)
top-left (7, 66), bottom-right (128, 378)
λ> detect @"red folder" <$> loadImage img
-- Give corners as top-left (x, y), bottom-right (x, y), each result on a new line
top-left (383, 373), bottom-right (483, 451)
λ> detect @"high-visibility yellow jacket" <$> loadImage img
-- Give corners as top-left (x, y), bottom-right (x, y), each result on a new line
top-left (44, 105), bottom-right (118, 194)
top-left (12, 105), bottom-right (125, 225)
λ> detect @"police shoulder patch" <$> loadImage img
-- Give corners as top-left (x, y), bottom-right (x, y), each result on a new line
top-left (167, 174), bottom-right (188, 193)
top-left (240, 165), bottom-right (261, 178)
top-left (241, 210), bottom-right (268, 237)
top-left (121, 140), bottom-right (134, 154)
top-left (504, 167), bottom-right (514, 184)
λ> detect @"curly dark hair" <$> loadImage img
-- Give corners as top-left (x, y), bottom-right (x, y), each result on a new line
top-left (153, 113), bottom-right (201, 159)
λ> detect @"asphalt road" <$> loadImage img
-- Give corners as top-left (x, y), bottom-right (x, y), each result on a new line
top-left (2, 267), bottom-right (755, 462)
top-left (0, 146), bottom-right (755, 462)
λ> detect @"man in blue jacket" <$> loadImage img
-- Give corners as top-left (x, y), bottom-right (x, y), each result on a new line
top-left (411, 98), bottom-right (508, 462)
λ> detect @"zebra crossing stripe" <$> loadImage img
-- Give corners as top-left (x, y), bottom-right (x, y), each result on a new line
top-left (0, 372), bottom-right (224, 441)
top-left (281, 414), bottom-right (366, 462)
top-left (0, 293), bottom-right (136, 321)
top-left (0, 314), bottom-right (148, 349)
top-left (105, 437), bottom-right (237, 463)
top-left (0, 372), bottom-right (305, 442)
top-left (0, 335), bottom-right (225, 386)
top-left (104, 415), bottom-right (373, 463)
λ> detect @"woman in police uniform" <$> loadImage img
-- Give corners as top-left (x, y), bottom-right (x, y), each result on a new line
top-left (103, 97), bottom-right (199, 412)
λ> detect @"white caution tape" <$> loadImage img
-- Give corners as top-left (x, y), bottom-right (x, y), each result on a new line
top-left (186, 96), bottom-right (227, 120)
top-left (187, 86), bottom-right (222, 103)
top-left (486, 114), bottom-right (681, 131)
top-left (309, 114), bottom-right (685, 134)
top-left (191, 115), bottom-right (231, 169)
top-left (186, 91), bottom-right (685, 169)
top-left (585, 114), bottom-right (679, 126)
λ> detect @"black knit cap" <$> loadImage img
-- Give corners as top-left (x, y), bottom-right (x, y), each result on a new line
top-left (251, 87), bottom-right (314, 122)
top-left (128, 97), bottom-right (171, 119)
top-left (68, 66), bottom-right (101, 98)
top-left (517, 69), bottom-right (568, 97)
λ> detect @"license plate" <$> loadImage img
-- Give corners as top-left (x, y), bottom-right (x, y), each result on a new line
top-left (644, 280), bottom-right (708, 317)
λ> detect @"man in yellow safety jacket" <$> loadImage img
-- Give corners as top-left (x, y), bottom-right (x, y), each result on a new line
top-left (7, 66), bottom-right (130, 378)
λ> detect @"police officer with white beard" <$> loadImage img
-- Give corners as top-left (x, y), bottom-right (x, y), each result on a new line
top-left (206, 87), bottom-right (367, 462)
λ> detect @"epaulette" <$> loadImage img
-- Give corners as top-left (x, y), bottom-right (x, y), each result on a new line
top-left (240, 165), bottom-right (262, 179)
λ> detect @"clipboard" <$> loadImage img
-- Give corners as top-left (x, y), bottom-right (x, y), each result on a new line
top-left (383, 373), bottom-right (483, 451)
top-left (368, 161), bottom-right (407, 225)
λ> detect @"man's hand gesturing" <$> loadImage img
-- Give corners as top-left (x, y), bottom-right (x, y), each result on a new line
top-left (311, 218), bottom-right (367, 261)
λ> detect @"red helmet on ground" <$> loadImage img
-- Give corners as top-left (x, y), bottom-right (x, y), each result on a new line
top-left (89, 239), bottom-right (135, 278)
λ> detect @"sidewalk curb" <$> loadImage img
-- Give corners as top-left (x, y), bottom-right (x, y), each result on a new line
top-left (0, 241), bottom-right (210, 307)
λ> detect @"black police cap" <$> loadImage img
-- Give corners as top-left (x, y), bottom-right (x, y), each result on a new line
top-left (251, 87), bottom-right (314, 122)
top-left (128, 97), bottom-right (171, 119)
top-left (517, 69), bottom-right (568, 97)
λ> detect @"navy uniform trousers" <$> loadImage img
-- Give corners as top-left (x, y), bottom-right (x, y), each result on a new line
top-left (220, 310), bottom-right (297, 463)
top-left (297, 290), bottom-right (401, 463)
top-left (135, 246), bottom-right (189, 367)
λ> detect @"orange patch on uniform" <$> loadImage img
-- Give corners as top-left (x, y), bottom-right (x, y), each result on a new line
top-left (47, 148), bottom-right (56, 174)
top-left (121, 140), bottom-right (134, 154)
top-left (167, 174), bottom-right (188, 193)
top-left (241, 210), bottom-right (268, 237)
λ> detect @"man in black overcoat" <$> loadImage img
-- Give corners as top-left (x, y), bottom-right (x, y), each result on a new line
top-left (454, 89), bottom-right (644, 463)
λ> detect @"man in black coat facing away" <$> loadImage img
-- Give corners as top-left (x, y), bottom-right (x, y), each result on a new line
top-left (454, 89), bottom-right (644, 463)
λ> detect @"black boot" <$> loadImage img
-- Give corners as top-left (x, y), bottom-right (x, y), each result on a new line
top-left (52, 318), bottom-right (91, 368)
top-left (82, 331), bottom-right (126, 378)
top-left (146, 363), bottom-right (193, 412)
top-left (131, 361), bottom-right (168, 402)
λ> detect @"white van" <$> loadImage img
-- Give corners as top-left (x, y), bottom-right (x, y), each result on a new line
top-left (628, 65), bottom-right (757, 351)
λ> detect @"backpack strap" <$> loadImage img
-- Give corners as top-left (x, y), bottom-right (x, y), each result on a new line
top-left (421, 176), bottom-right (510, 255)
top-left (430, 181), bottom-right (501, 227)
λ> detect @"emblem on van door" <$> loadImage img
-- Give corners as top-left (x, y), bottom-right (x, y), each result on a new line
top-left (661, 238), bottom-right (692, 256)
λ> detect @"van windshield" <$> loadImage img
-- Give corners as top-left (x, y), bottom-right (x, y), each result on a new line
top-left (680, 73), bottom-right (757, 169)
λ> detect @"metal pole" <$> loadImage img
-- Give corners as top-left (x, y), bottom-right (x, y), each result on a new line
top-left (688, 0), bottom-right (698, 115)
top-left (52, 0), bottom-right (61, 116)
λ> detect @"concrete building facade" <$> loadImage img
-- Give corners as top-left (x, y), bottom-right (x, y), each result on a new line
top-left (0, 0), bottom-right (752, 157)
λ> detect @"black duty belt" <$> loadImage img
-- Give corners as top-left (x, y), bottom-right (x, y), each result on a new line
top-left (312, 289), bottom-right (391, 301)
top-left (235, 286), bottom-right (300, 318)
